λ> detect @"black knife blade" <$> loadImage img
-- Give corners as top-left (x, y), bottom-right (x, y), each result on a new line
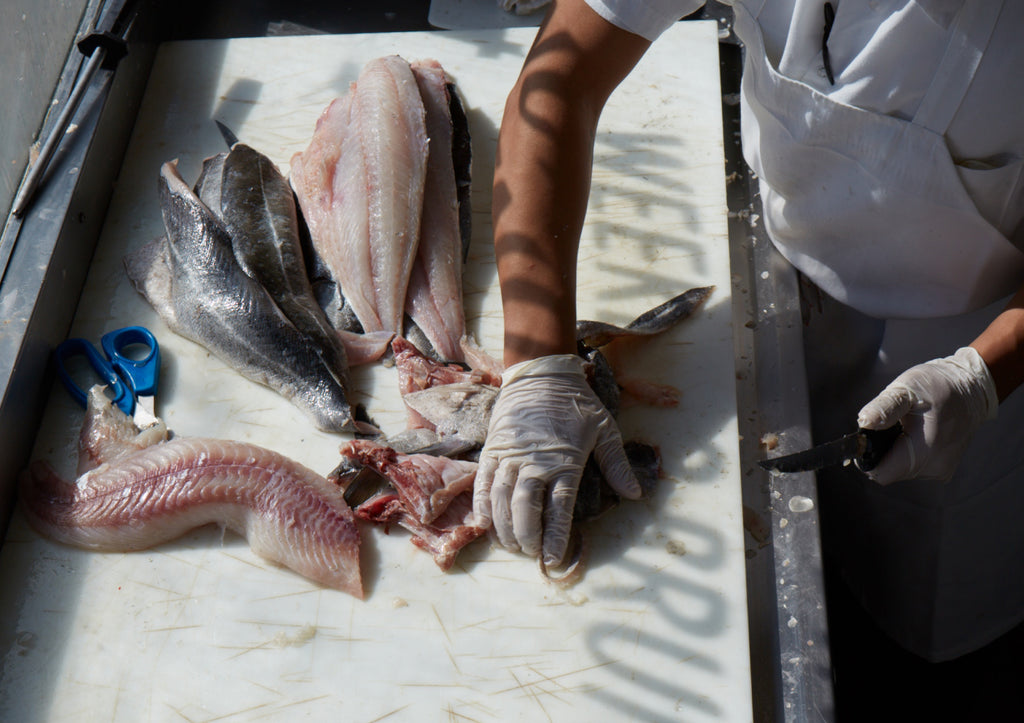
top-left (758, 423), bottom-right (903, 474)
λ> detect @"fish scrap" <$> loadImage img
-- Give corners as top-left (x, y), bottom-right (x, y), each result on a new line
top-left (335, 438), bottom-right (485, 571)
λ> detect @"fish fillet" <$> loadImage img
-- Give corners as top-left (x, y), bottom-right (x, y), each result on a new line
top-left (290, 55), bottom-right (428, 339)
top-left (124, 161), bottom-right (356, 432)
top-left (21, 400), bottom-right (363, 597)
top-left (404, 59), bottom-right (466, 362)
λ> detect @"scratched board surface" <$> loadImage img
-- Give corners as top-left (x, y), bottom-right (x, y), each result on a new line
top-left (0, 24), bottom-right (749, 722)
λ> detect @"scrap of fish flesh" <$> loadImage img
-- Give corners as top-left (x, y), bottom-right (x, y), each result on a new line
top-left (393, 337), bottom-right (499, 436)
top-left (290, 55), bottom-right (428, 341)
top-left (356, 487), bottom-right (483, 571)
top-left (192, 141), bottom-right (352, 382)
top-left (20, 387), bottom-right (363, 597)
top-left (394, 337), bottom-right (498, 394)
top-left (77, 386), bottom-right (168, 475)
top-left (341, 439), bottom-right (477, 525)
top-left (401, 382), bottom-right (497, 447)
top-left (123, 161), bottom-right (356, 432)
top-left (329, 432), bottom-right (477, 510)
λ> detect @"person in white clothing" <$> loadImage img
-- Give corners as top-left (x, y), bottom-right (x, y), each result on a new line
top-left (473, 0), bottom-right (1024, 663)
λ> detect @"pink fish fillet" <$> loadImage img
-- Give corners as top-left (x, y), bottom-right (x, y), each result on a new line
top-left (21, 426), bottom-right (363, 598)
top-left (290, 55), bottom-right (428, 339)
top-left (404, 59), bottom-right (466, 363)
top-left (341, 438), bottom-right (477, 525)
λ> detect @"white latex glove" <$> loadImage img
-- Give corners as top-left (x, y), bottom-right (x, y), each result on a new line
top-left (856, 347), bottom-right (998, 485)
top-left (473, 354), bottom-right (641, 566)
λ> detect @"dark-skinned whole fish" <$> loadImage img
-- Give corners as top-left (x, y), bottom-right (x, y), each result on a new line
top-left (124, 161), bottom-right (357, 432)
top-left (192, 139), bottom-right (353, 383)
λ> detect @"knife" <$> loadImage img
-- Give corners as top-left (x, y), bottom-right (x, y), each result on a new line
top-left (758, 423), bottom-right (903, 474)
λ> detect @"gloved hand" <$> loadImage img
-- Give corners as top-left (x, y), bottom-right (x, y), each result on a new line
top-left (473, 354), bottom-right (641, 566)
top-left (856, 347), bottom-right (998, 485)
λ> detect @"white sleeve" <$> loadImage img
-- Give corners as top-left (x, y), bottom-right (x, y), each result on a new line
top-left (584, 0), bottom-right (706, 41)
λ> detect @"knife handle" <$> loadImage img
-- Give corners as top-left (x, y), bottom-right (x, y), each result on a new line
top-left (858, 423), bottom-right (903, 471)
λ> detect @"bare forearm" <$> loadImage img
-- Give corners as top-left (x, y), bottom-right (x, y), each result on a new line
top-left (492, 0), bottom-right (650, 366)
top-left (492, 73), bottom-right (593, 364)
top-left (971, 287), bottom-right (1024, 401)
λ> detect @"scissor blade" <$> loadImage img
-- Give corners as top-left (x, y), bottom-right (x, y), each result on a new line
top-left (759, 425), bottom-right (903, 475)
top-left (132, 394), bottom-right (160, 428)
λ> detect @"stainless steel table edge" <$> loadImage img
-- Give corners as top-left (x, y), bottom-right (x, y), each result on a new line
top-left (712, 5), bottom-right (836, 719)
top-left (0, 0), bottom-right (157, 537)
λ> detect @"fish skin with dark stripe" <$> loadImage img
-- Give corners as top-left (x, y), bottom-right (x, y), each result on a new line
top-left (194, 140), bottom-right (352, 389)
top-left (124, 160), bottom-right (356, 432)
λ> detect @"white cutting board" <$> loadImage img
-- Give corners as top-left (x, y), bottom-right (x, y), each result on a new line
top-left (0, 23), bottom-right (749, 722)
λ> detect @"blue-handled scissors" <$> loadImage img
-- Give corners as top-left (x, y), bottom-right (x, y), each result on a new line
top-left (55, 325), bottom-right (161, 427)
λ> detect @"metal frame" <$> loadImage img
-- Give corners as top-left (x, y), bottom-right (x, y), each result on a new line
top-left (705, 3), bottom-right (836, 720)
top-left (0, 0), bottom-right (157, 534)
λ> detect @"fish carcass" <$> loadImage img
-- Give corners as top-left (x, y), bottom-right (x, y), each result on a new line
top-left (124, 160), bottom-right (358, 432)
top-left (290, 55), bottom-right (428, 346)
top-left (20, 386), bottom-right (363, 597)
top-left (336, 438), bottom-right (485, 571)
top-left (356, 486), bottom-right (482, 572)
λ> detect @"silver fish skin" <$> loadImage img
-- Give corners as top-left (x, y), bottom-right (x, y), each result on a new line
top-left (194, 142), bottom-right (352, 387)
top-left (124, 160), bottom-right (355, 432)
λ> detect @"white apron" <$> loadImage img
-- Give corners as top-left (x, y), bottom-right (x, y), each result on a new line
top-left (732, 0), bottom-right (1024, 660)
top-left (735, 0), bottom-right (1024, 318)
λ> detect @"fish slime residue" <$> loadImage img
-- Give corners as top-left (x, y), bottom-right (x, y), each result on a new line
top-left (788, 496), bottom-right (815, 513)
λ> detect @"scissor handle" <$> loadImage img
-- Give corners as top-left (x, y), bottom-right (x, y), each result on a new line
top-left (100, 326), bottom-right (160, 398)
top-left (55, 338), bottom-right (133, 414)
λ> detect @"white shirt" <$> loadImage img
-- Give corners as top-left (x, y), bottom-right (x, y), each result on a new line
top-left (584, 0), bottom-right (1024, 316)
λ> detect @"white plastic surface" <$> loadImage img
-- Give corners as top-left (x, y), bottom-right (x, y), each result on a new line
top-left (0, 23), bottom-right (750, 722)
